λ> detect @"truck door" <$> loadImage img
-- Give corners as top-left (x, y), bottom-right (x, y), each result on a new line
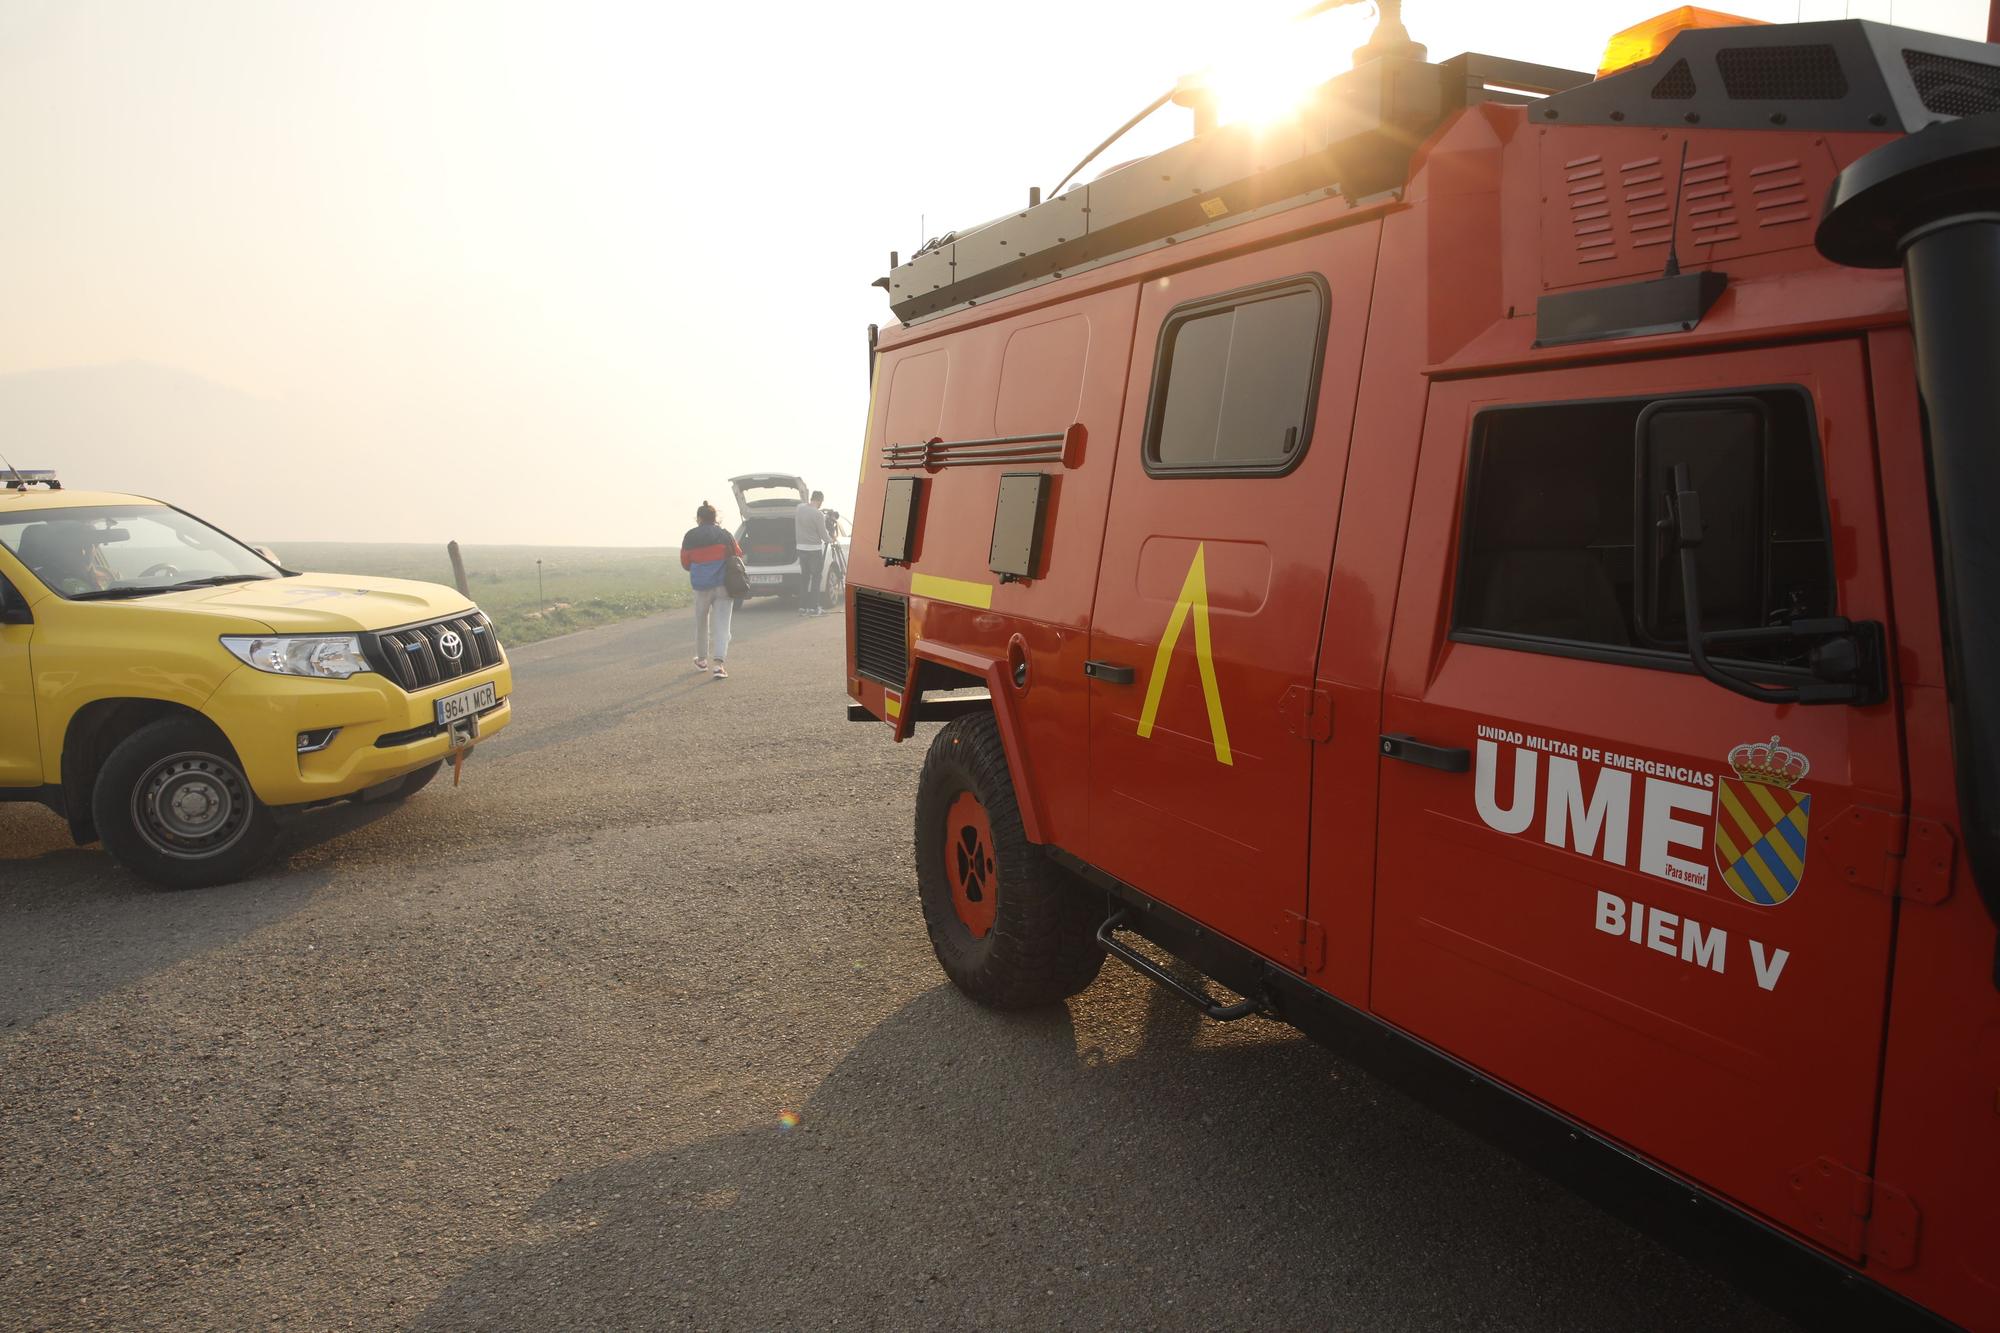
top-left (1374, 343), bottom-right (1902, 1246)
top-left (0, 569), bottom-right (39, 787)
top-left (1086, 223), bottom-right (1379, 962)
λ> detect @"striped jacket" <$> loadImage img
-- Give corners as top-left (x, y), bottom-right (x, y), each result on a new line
top-left (679, 522), bottom-right (740, 591)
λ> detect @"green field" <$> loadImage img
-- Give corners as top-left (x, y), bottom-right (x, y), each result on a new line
top-left (267, 542), bottom-right (691, 646)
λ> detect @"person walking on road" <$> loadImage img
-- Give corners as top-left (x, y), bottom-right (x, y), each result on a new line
top-left (794, 489), bottom-right (832, 616)
top-left (681, 501), bottom-right (740, 679)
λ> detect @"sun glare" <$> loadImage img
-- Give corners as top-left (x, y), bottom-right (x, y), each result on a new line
top-left (1196, 5), bottom-right (1376, 129)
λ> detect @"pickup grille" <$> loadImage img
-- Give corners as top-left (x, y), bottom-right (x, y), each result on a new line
top-left (853, 589), bottom-right (908, 688)
top-left (365, 612), bottom-right (504, 691)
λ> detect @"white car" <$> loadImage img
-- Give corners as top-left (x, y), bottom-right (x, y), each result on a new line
top-left (729, 472), bottom-right (845, 604)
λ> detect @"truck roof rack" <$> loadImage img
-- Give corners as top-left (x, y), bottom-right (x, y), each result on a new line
top-left (881, 51), bottom-right (1585, 327)
top-left (1533, 18), bottom-right (2000, 133)
top-left (879, 18), bottom-right (2000, 327)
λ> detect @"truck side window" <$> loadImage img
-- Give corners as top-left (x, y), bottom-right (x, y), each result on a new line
top-left (1144, 278), bottom-right (1327, 475)
top-left (1453, 389), bottom-right (1834, 668)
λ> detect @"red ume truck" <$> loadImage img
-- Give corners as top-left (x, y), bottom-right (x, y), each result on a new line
top-left (845, 7), bottom-right (2000, 1327)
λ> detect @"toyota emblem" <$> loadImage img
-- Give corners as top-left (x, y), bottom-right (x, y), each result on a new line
top-left (437, 629), bottom-right (464, 661)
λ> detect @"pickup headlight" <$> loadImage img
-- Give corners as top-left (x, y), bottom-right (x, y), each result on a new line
top-left (221, 634), bottom-right (372, 679)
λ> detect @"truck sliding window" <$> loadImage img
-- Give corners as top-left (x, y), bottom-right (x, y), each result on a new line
top-left (1142, 276), bottom-right (1328, 477)
top-left (1451, 388), bottom-right (1834, 671)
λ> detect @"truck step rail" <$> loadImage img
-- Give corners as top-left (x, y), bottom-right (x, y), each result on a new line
top-left (1096, 909), bottom-right (1268, 1022)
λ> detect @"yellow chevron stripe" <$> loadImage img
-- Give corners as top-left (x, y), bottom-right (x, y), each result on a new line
top-left (1135, 543), bottom-right (1232, 766)
top-left (910, 572), bottom-right (993, 610)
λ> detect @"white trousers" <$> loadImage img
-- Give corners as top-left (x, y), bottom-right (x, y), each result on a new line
top-left (694, 584), bottom-right (734, 662)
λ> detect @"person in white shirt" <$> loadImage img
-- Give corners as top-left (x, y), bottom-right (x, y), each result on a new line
top-left (794, 490), bottom-right (831, 615)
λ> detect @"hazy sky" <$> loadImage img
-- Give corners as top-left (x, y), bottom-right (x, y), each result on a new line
top-left (0, 0), bottom-right (1985, 546)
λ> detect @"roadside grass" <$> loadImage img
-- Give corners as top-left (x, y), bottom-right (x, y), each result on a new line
top-left (266, 542), bottom-right (691, 646)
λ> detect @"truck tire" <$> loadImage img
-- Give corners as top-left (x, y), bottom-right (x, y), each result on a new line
top-left (93, 717), bottom-right (279, 890)
top-left (914, 712), bottom-right (1104, 1008)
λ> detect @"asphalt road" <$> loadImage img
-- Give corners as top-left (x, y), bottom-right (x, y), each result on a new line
top-left (0, 605), bottom-right (1858, 1330)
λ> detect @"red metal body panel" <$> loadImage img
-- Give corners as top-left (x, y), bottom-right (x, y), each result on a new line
top-left (849, 90), bottom-right (2000, 1331)
top-left (1084, 222), bottom-right (1380, 966)
top-left (1863, 328), bottom-right (2000, 1319)
top-left (1376, 341), bottom-right (1903, 1257)
top-left (1303, 104), bottom-right (1509, 1005)
top-left (1537, 130), bottom-right (1847, 291)
top-left (854, 287), bottom-right (1140, 853)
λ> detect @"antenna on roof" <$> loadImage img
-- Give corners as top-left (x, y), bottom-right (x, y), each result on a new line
top-left (1662, 140), bottom-right (1691, 279)
top-left (0, 451), bottom-right (26, 492)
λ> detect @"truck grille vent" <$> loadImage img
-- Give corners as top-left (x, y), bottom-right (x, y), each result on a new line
top-left (1905, 49), bottom-right (2000, 118)
top-left (366, 612), bottom-right (503, 691)
top-left (1715, 44), bottom-right (1847, 100)
top-left (853, 589), bottom-right (909, 688)
top-left (1650, 59), bottom-right (1696, 100)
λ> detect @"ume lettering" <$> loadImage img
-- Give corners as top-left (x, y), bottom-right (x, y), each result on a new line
top-left (1476, 738), bottom-right (1714, 890)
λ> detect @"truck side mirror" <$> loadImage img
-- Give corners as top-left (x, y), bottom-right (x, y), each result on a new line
top-left (1637, 405), bottom-right (1885, 707)
top-left (0, 577), bottom-right (31, 625)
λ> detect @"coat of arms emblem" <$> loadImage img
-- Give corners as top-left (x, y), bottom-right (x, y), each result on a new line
top-left (1715, 735), bottom-right (1812, 906)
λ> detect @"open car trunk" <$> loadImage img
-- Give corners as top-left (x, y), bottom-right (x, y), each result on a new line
top-left (728, 473), bottom-right (807, 517)
top-left (741, 515), bottom-right (798, 568)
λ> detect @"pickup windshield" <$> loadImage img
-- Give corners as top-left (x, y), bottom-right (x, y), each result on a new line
top-left (0, 504), bottom-right (283, 600)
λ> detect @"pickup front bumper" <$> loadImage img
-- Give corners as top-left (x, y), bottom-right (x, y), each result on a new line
top-left (204, 660), bottom-right (514, 807)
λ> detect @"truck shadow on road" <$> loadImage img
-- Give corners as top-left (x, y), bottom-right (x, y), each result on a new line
top-left (415, 979), bottom-right (1889, 1332)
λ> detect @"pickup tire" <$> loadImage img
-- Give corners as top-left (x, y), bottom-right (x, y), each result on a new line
top-left (914, 713), bottom-right (1103, 1008)
top-left (93, 717), bottom-right (279, 890)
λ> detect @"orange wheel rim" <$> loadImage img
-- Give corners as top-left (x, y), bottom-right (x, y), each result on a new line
top-left (944, 791), bottom-right (998, 939)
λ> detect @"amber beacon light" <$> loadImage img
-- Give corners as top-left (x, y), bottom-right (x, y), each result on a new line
top-left (1597, 5), bottom-right (1766, 77)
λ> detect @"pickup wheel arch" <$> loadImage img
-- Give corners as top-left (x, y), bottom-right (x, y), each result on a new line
top-left (60, 698), bottom-right (212, 845)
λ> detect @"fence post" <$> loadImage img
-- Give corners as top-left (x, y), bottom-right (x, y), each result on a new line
top-left (446, 541), bottom-right (470, 597)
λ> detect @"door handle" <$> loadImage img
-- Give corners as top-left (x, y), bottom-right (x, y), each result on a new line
top-left (1085, 660), bottom-right (1136, 684)
top-left (1380, 733), bottom-right (1470, 772)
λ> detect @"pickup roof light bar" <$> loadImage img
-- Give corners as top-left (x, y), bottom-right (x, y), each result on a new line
top-left (2, 469), bottom-right (61, 491)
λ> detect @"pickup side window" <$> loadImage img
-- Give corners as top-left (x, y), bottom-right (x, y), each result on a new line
top-left (1143, 277), bottom-right (1327, 476)
top-left (1452, 388), bottom-right (1835, 669)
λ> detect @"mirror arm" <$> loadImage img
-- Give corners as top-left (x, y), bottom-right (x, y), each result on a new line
top-left (1665, 462), bottom-right (1880, 707)
top-left (1677, 545), bottom-right (1805, 704)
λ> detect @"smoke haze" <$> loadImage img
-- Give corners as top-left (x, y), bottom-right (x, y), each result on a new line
top-left (0, 0), bottom-right (1981, 544)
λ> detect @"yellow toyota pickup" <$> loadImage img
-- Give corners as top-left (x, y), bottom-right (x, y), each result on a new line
top-left (0, 471), bottom-right (512, 888)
